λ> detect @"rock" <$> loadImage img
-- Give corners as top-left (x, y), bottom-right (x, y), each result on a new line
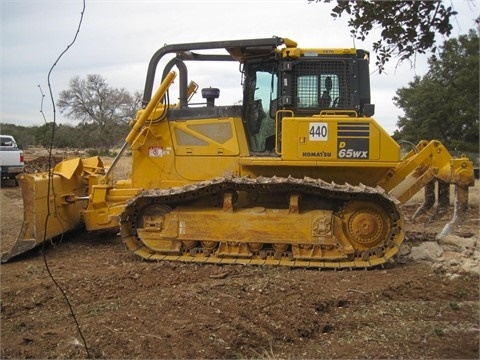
top-left (431, 262), bottom-right (446, 273)
top-left (461, 260), bottom-right (480, 275)
top-left (447, 273), bottom-right (461, 280)
top-left (398, 244), bottom-right (411, 257)
top-left (472, 250), bottom-right (480, 260)
top-left (442, 251), bottom-right (464, 266)
top-left (440, 235), bottom-right (477, 250)
top-left (409, 242), bottom-right (444, 261)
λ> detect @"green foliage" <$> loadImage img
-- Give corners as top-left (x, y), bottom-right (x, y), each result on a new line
top-left (309, 0), bottom-right (478, 73)
top-left (0, 121), bottom-right (129, 151)
top-left (449, 302), bottom-right (460, 310)
top-left (392, 30), bottom-right (479, 153)
top-left (0, 123), bottom-right (35, 147)
top-left (455, 287), bottom-right (469, 299)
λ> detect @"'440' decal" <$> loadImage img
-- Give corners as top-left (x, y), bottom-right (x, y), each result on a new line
top-left (309, 123), bottom-right (328, 141)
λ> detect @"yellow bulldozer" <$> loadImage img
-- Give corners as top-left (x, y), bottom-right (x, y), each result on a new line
top-left (2, 37), bottom-right (475, 268)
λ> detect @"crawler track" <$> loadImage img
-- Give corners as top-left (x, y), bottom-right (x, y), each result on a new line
top-left (120, 176), bottom-right (404, 268)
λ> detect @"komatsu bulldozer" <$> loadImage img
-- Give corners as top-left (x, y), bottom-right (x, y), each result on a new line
top-left (2, 37), bottom-right (474, 268)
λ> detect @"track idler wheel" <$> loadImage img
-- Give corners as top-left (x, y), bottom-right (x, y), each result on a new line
top-left (201, 241), bottom-right (217, 251)
top-left (248, 242), bottom-right (264, 252)
top-left (342, 201), bottom-right (390, 250)
top-left (272, 243), bottom-right (290, 259)
top-left (182, 240), bottom-right (198, 250)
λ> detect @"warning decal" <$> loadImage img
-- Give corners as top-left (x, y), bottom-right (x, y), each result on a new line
top-left (149, 147), bottom-right (164, 157)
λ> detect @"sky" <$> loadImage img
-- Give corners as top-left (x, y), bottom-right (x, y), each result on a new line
top-left (1, 0), bottom-right (478, 135)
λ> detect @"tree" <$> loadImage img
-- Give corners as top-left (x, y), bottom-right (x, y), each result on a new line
top-left (392, 30), bottom-right (479, 152)
top-left (0, 123), bottom-right (35, 148)
top-left (310, 0), bottom-right (478, 73)
top-left (57, 74), bottom-right (140, 150)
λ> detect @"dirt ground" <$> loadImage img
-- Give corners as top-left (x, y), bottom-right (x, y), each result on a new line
top-left (0, 153), bottom-right (479, 359)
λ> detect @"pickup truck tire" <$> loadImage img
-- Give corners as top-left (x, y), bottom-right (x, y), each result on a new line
top-left (1, 175), bottom-right (20, 187)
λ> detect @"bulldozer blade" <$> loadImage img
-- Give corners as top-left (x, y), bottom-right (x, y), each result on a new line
top-left (437, 184), bottom-right (469, 239)
top-left (1, 162), bottom-right (90, 263)
top-left (0, 238), bottom-right (38, 263)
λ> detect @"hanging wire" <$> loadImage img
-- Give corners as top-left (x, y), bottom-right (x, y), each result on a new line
top-left (39, 0), bottom-right (91, 357)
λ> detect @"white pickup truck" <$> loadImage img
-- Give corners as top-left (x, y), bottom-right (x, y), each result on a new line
top-left (0, 135), bottom-right (24, 185)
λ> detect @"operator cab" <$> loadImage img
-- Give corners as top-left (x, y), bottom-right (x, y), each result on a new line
top-left (242, 49), bottom-right (375, 155)
top-left (141, 37), bottom-right (374, 157)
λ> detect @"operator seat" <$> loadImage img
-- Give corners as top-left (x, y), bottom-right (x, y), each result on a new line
top-left (319, 76), bottom-right (332, 108)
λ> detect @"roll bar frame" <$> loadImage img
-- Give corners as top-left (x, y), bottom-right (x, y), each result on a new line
top-left (142, 37), bottom-right (288, 106)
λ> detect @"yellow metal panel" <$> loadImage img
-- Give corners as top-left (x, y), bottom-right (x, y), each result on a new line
top-left (164, 207), bottom-right (329, 244)
top-left (81, 156), bottom-right (104, 175)
top-left (53, 157), bottom-right (82, 180)
top-left (83, 186), bottom-right (141, 230)
top-left (171, 118), bottom-right (239, 156)
top-left (130, 120), bottom-right (180, 188)
top-left (238, 157), bottom-right (399, 168)
top-left (175, 156), bottom-right (240, 181)
top-left (15, 172), bottom-right (87, 244)
top-left (281, 116), bottom-right (400, 163)
top-left (281, 47), bottom-right (357, 58)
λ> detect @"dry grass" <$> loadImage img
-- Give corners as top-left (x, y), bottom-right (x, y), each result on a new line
top-left (103, 154), bottom-right (132, 181)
